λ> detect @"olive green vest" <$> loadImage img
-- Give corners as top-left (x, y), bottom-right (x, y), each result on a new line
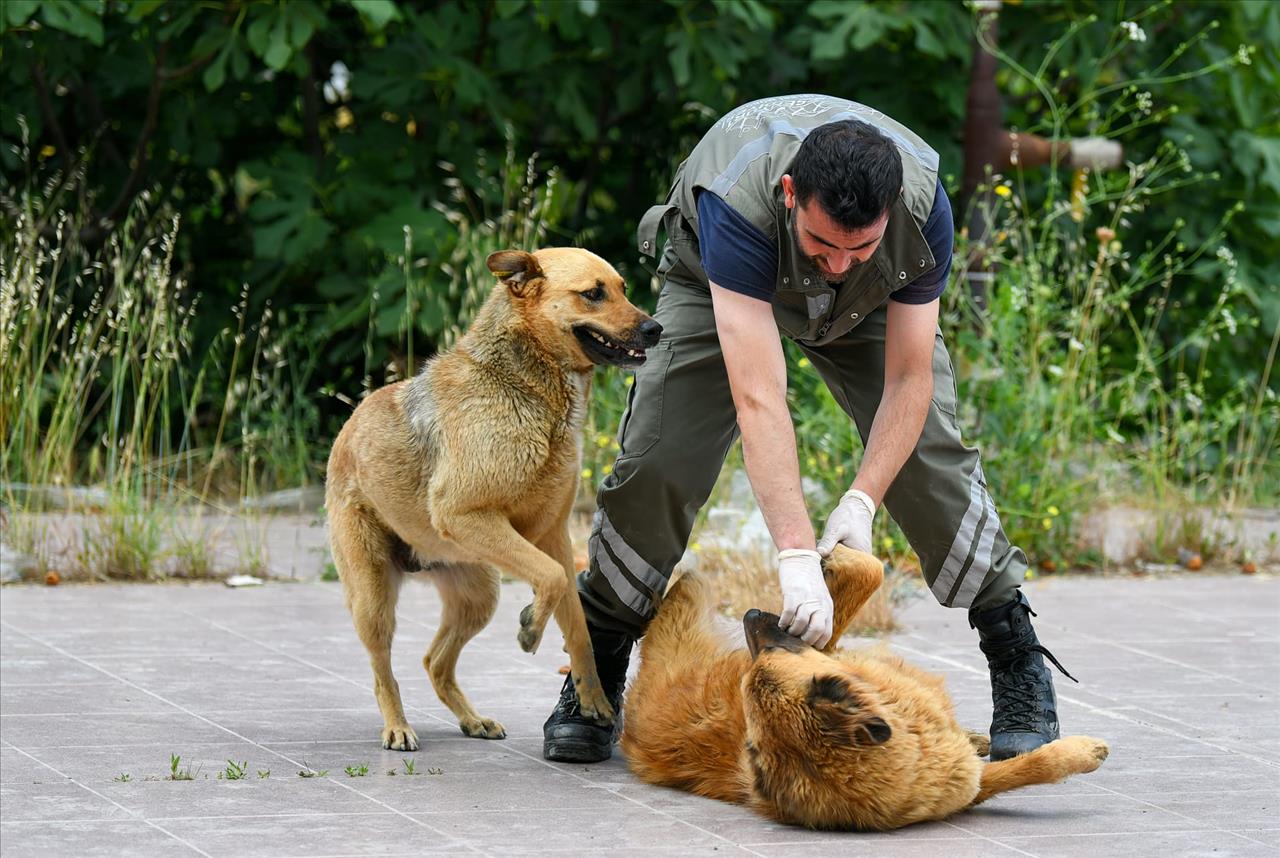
top-left (637, 95), bottom-right (940, 345)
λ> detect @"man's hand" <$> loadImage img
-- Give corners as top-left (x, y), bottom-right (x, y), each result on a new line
top-left (816, 488), bottom-right (877, 556)
top-left (777, 549), bottom-right (833, 648)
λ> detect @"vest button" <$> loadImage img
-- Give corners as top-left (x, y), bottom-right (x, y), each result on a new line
top-left (783, 277), bottom-right (789, 284)
top-left (803, 278), bottom-right (810, 285)
top-left (898, 271), bottom-right (907, 280)
top-left (642, 240), bottom-right (650, 249)
top-left (850, 312), bottom-right (860, 320)
top-left (919, 258), bottom-right (927, 267)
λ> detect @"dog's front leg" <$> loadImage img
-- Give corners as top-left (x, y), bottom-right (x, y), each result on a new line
top-left (432, 507), bottom-right (614, 725)
top-left (537, 525), bottom-right (613, 725)
top-left (821, 547), bottom-right (886, 653)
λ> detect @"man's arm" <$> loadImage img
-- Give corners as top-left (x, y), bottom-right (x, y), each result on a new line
top-left (851, 298), bottom-right (939, 505)
top-left (708, 282), bottom-right (814, 551)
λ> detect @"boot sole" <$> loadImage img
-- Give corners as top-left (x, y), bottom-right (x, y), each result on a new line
top-left (543, 738), bottom-right (612, 763)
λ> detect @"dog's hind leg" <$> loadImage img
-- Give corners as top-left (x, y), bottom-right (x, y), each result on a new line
top-left (423, 563), bottom-right (506, 739)
top-left (537, 525), bottom-right (615, 726)
top-left (820, 547), bottom-right (886, 653)
top-left (330, 505), bottom-right (418, 751)
top-left (971, 736), bottom-right (1110, 805)
top-left (967, 731), bottom-right (992, 757)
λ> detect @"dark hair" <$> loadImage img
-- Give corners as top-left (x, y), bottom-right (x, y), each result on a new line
top-left (790, 120), bottom-right (903, 230)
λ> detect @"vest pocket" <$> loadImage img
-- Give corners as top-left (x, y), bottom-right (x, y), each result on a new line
top-left (615, 346), bottom-right (675, 461)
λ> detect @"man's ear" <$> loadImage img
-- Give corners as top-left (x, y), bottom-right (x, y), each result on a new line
top-left (486, 250), bottom-right (545, 297)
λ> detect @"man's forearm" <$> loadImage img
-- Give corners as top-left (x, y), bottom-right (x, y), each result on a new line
top-left (852, 371), bottom-right (933, 506)
top-left (738, 401), bottom-right (816, 552)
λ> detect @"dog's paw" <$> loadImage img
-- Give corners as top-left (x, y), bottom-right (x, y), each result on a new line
top-left (574, 676), bottom-right (616, 726)
top-left (460, 716), bottom-right (507, 740)
top-left (966, 731), bottom-right (991, 757)
top-left (1055, 735), bottom-right (1110, 773)
top-left (381, 723), bottom-right (420, 752)
top-left (517, 603), bottom-right (545, 654)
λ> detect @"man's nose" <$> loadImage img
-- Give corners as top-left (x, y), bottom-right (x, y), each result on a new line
top-left (828, 250), bottom-right (855, 273)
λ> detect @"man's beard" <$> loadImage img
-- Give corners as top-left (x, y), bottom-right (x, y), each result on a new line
top-left (789, 217), bottom-right (852, 286)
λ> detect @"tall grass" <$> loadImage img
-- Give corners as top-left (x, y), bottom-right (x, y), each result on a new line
top-left (1, 128), bottom-right (320, 579)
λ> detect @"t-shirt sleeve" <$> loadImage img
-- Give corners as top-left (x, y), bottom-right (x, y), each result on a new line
top-left (891, 179), bottom-right (953, 305)
top-left (695, 190), bottom-right (778, 302)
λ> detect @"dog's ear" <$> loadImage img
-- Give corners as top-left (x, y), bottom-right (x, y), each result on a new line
top-left (487, 250), bottom-right (545, 297)
top-left (808, 675), bottom-right (892, 747)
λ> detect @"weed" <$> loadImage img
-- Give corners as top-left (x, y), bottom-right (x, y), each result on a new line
top-left (113, 773), bottom-right (131, 783)
top-left (401, 757), bottom-right (416, 776)
top-left (321, 562), bottom-right (340, 582)
top-left (344, 763), bottom-right (369, 777)
top-left (257, 770), bottom-right (270, 779)
top-left (426, 767), bottom-right (443, 775)
top-left (167, 753), bottom-right (199, 781)
top-left (297, 763), bottom-right (328, 778)
top-left (220, 760), bottom-right (248, 781)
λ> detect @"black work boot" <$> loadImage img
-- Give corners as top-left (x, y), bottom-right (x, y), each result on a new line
top-left (542, 626), bottom-right (632, 763)
top-left (970, 590), bottom-right (1077, 761)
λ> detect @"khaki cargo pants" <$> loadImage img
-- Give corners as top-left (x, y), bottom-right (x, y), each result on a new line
top-left (578, 272), bottom-right (1028, 638)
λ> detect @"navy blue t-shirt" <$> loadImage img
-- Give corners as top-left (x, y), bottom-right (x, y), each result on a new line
top-left (696, 179), bottom-right (953, 305)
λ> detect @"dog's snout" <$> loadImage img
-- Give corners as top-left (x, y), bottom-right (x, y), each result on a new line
top-left (638, 319), bottom-right (663, 346)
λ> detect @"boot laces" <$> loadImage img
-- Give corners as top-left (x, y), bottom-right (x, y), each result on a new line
top-left (991, 643), bottom-right (1076, 732)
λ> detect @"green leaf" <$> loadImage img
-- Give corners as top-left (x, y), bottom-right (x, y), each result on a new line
top-left (203, 45), bottom-right (230, 92)
top-left (577, 0), bottom-right (598, 15)
top-left (357, 203), bottom-right (447, 256)
top-left (40, 0), bottom-right (105, 45)
top-left (348, 0), bottom-right (402, 30)
top-left (264, 16), bottom-right (293, 70)
top-left (123, 0), bottom-right (164, 22)
top-left (4, 0), bottom-right (40, 27)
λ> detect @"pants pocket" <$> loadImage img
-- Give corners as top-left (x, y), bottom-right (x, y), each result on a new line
top-left (615, 346), bottom-right (675, 461)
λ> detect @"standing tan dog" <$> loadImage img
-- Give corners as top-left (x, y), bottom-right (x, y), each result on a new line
top-left (326, 248), bottom-right (661, 750)
top-left (623, 547), bottom-right (1110, 830)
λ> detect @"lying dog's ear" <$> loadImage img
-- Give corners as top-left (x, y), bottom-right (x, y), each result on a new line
top-left (809, 675), bottom-right (892, 747)
top-left (487, 250), bottom-right (545, 297)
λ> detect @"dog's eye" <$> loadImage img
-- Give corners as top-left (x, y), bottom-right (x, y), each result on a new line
top-left (581, 283), bottom-right (606, 302)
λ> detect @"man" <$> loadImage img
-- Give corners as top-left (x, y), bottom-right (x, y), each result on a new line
top-left (543, 94), bottom-right (1073, 764)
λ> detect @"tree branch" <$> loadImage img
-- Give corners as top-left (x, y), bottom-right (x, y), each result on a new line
top-left (29, 60), bottom-right (75, 170)
top-left (100, 41), bottom-right (170, 227)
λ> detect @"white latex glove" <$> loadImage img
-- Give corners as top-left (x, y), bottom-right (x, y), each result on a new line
top-left (777, 549), bottom-right (833, 648)
top-left (1068, 136), bottom-right (1124, 170)
top-left (816, 488), bottom-right (876, 556)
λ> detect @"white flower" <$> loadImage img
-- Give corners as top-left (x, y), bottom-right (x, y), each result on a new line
top-left (1121, 21), bottom-right (1147, 42)
top-left (324, 61), bottom-right (351, 104)
top-left (1236, 44), bottom-right (1252, 66)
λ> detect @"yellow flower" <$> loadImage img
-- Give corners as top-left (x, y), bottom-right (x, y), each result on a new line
top-left (624, 376), bottom-right (634, 387)
top-left (881, 537), bottom-right (894, 551)
top-left (39, 145), bottom-right (56, 159)
top-left (581, 468), bottom-right (593, 479)
top-left (596, 435), bottom-right (610, 448)
top-left (994, 184), bottom-right (1012, 199)
top-left (406, 118), bottom-right (418, 137)
top-left (335, 106), bottom-right (354, 129)
top-left (690, 541), bottom-right (702, 552)
top-left (1041, 517), bottom-right (1053, 530)
top-left (1047, 505), bottom-right (1060, 516)
top-left (797, 357), bottom-right (810, 369)
top-left (602, 464), bottom-right (613, 475)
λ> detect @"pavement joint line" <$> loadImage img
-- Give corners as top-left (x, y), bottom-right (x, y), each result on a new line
top-left (995, 827), bottom-right (1280, 841)
top-left (920, 818), bottom-right (1044, 857)
top-left (0, 740), bottom-right (214, 857)
top-left (1066, 627), bottom-right (1269, 691)
top-left (1086, 780), bottom-right (1261, 843)
top-left (491, 741), bottom-right (771, 858)
top-left (894, 635), bottom-right (1280, 768)
top-left (0, 619), bottom-right (487, 855)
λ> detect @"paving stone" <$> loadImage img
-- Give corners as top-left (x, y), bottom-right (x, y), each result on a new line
top-left (2, 574), bottom-right (1276, 856)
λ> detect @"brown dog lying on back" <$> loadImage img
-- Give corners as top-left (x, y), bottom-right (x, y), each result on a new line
top-left (622, 547), bottom-right (1109, 830)
top-left (326, 248), bottom-right (660, 751)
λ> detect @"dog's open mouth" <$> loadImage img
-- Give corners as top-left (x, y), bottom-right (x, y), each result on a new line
top-left (573, 325), bottom-right (649, 368)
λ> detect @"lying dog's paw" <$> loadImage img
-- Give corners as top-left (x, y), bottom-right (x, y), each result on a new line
top-left (1054, 735), bottom-right (1110, 773)
top-left (460, 716), bottom-right (507, 740)
top-left (382, 723), bottom-right (420, 752)
top-left (517, 603), bottom-right (545, 654)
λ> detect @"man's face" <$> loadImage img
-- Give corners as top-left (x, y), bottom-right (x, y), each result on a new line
top-left (782, 174), bottom-right (889, 284)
